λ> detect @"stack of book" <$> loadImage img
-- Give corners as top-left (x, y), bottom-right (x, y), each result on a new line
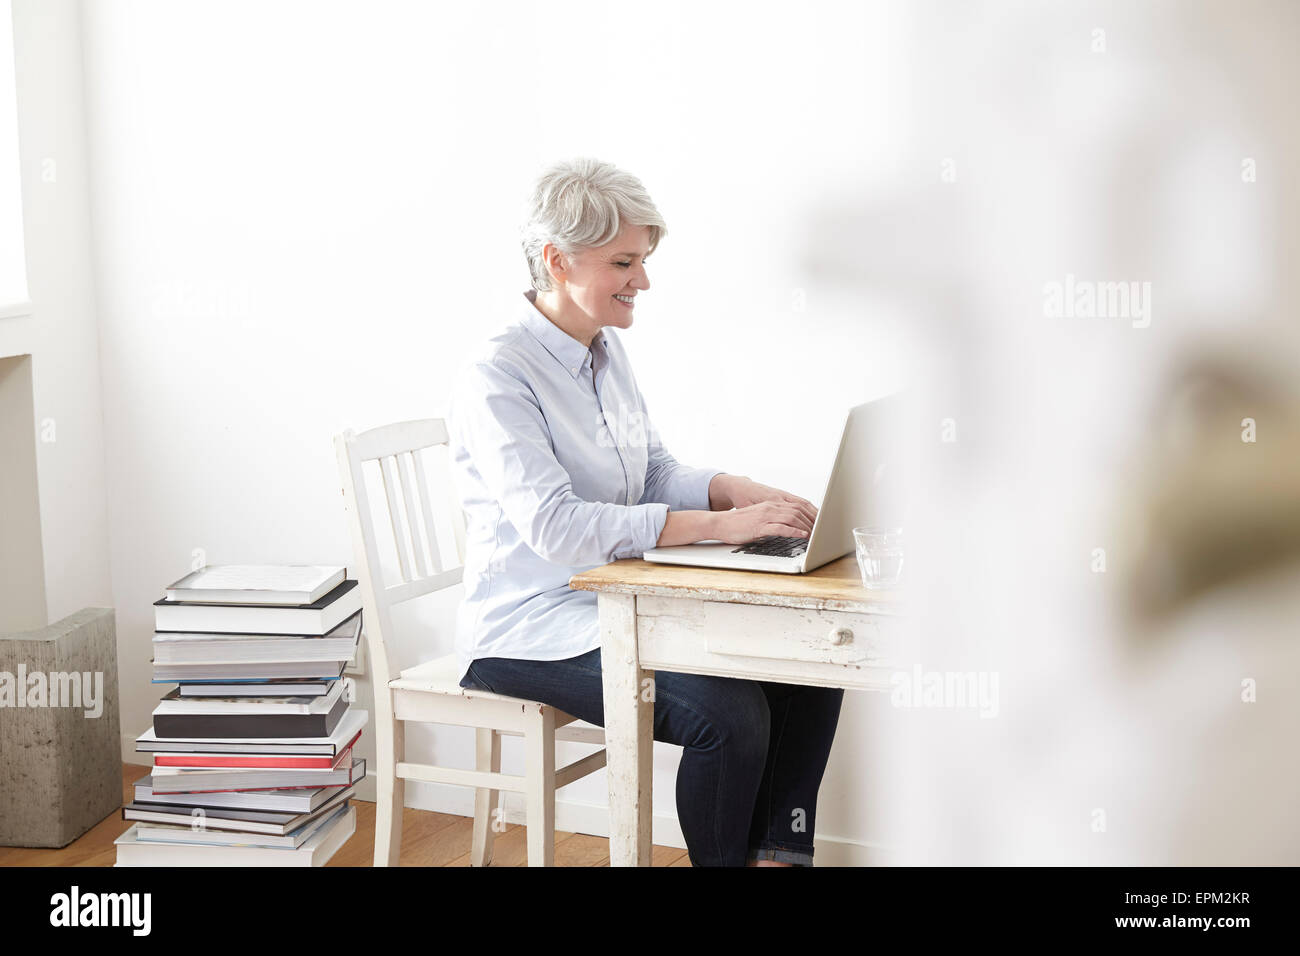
top-left (115, 565), bottom-right (369, 867)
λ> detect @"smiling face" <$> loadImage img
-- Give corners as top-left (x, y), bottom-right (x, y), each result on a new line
top-left (538, 223), bottom-right (652, 344)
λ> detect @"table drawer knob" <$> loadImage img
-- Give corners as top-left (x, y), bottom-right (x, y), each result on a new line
top-left (829, 627), bottom-right (854, 646)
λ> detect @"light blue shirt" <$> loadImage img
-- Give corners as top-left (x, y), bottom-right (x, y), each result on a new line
top-left (448, 289), bottom-right (723, 681)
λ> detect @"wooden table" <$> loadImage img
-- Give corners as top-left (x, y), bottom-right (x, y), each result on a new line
top-left (569, 554), bottom-right (902, 866)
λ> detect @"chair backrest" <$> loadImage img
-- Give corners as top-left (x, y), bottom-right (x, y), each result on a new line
top-left (335, 419), bottom-right (467, 692)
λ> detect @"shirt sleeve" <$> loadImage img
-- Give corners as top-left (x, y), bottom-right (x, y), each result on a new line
top-left (450, 360), bottom-right (670, 566)
top-left (636, 391), bottom-right (725, 513)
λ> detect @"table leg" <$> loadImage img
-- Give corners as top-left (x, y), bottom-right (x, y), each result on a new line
top-left (599, 591), bottom-right (654, 866)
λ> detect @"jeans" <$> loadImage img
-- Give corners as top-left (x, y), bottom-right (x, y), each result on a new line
top-left (459, 646), bottom-right (845, 867)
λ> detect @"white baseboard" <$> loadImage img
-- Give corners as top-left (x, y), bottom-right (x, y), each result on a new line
top-left (400, 780), bottom-right (884, 866)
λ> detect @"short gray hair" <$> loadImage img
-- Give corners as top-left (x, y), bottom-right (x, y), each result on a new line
top-left (521, 158), bottom-right (667, 293)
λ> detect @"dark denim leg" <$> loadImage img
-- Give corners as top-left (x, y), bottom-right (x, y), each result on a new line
top-left (459, 649), bottom-right (607, 726)
top-left (460, 648), bottom-right (772, 866)
top-left (651, 666), bottom-right (770, 866)
top-left (744, 681), bottom-right (845, 866)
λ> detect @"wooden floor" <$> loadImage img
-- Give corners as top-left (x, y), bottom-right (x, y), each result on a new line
top-left (0, 763), bottom-right (691, 867)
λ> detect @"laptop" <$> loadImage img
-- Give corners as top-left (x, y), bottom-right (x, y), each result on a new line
top-left (643, 393), bottom-right (906, 574)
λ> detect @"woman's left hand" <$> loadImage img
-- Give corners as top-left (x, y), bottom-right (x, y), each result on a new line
top-left (713, 475), bottom-right (818, 528)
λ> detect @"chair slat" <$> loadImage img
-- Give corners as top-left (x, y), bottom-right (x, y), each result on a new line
top-left (411, 449), bottom-right (444, 576)
top-left (382, 568), bottom-right (462, 605)
top-left (380, 455), bottom-right (415, 583)
top-left (397, 451), bottom-right (429, 577)
top-left (444, 445), bottom-right (468, 566)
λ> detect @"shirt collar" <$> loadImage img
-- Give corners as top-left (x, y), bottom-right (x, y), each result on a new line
top-left (517, 289), bottom-right (607, 380)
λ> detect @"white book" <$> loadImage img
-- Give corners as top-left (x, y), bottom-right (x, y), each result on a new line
top-left (177, 680), bottom-right (333, 698)
top-left (114, 806), bottom-right (356, 866)
top-left (134, 778), bottom-right (341, 812)
top-left (152, 645), bottom-right (359, 665)
top-left (153, 580), bottom-right (360, 636)
top-left (151, 612), bottom-right (362, 664)
top-left (133, 800), bottom-right (350, 849)
top-left (165, 565), bottom-right (346, 605)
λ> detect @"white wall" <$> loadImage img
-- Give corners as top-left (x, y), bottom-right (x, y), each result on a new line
top-left (79, 0), bottom-right (904, 857)
top-left (1, 0), bottom-right (113, 627)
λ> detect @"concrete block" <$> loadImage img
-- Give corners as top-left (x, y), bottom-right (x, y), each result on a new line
top-left (0, 607), bottom-right (121, 848)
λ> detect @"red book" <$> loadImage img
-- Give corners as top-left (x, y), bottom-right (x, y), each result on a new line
top-left (147, 757), bottom-right (366, 795)
top-left (152, 730), bottom-right (362, 769)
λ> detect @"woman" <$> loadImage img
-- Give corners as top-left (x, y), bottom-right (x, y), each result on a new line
top-left (447, 157), bottom-right (844, 866)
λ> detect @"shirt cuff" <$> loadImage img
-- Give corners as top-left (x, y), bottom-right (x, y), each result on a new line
top-left (687, 467), bottom-right (727, 512)
top-left (614, 502), bottom-right (671, 560)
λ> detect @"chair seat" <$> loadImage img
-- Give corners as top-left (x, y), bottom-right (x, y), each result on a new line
top-left (391, 652), bottom-right (524, 703)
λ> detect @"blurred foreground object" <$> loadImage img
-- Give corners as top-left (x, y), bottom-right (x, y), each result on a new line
top-left (1118, 340), bottom-right (1300, 620)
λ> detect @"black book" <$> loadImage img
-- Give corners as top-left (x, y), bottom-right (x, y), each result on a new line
top-left (151, 693), bottom-right (350, 739)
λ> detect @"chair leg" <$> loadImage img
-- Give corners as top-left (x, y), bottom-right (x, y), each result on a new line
top-left (374, 713), bottom-right (405, 867)
top-left (523, 704), bottom-right (556, 867)
top-left (471, 727), bottom-right (501, 866)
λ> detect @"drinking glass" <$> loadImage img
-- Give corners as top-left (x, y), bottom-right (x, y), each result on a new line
top-left (853, 527), bottom-right (903, 589)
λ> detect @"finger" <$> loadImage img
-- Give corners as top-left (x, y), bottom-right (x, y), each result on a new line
top-left (772, 510), bottom-right (812, 534)
top-left (781, 495), bottom-right (818, 524)
top-left (781, 503), bottom-right (815, 531)
top-left (767, 523), bottom-right (811, 538)
top-left (773, 505), bottom-right (814, 535)
top-left (772, 507), bottom-right (812, 534)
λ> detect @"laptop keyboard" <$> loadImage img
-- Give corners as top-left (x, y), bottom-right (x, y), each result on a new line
top-left (731, 535), bottom-right (809, 558)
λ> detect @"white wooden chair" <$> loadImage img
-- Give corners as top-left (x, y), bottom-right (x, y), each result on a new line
top-left (334, 419), bottom-right (607, 866)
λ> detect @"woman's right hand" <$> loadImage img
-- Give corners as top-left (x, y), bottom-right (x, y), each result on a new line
top-left (712, 500), bottom-right (815, 545)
